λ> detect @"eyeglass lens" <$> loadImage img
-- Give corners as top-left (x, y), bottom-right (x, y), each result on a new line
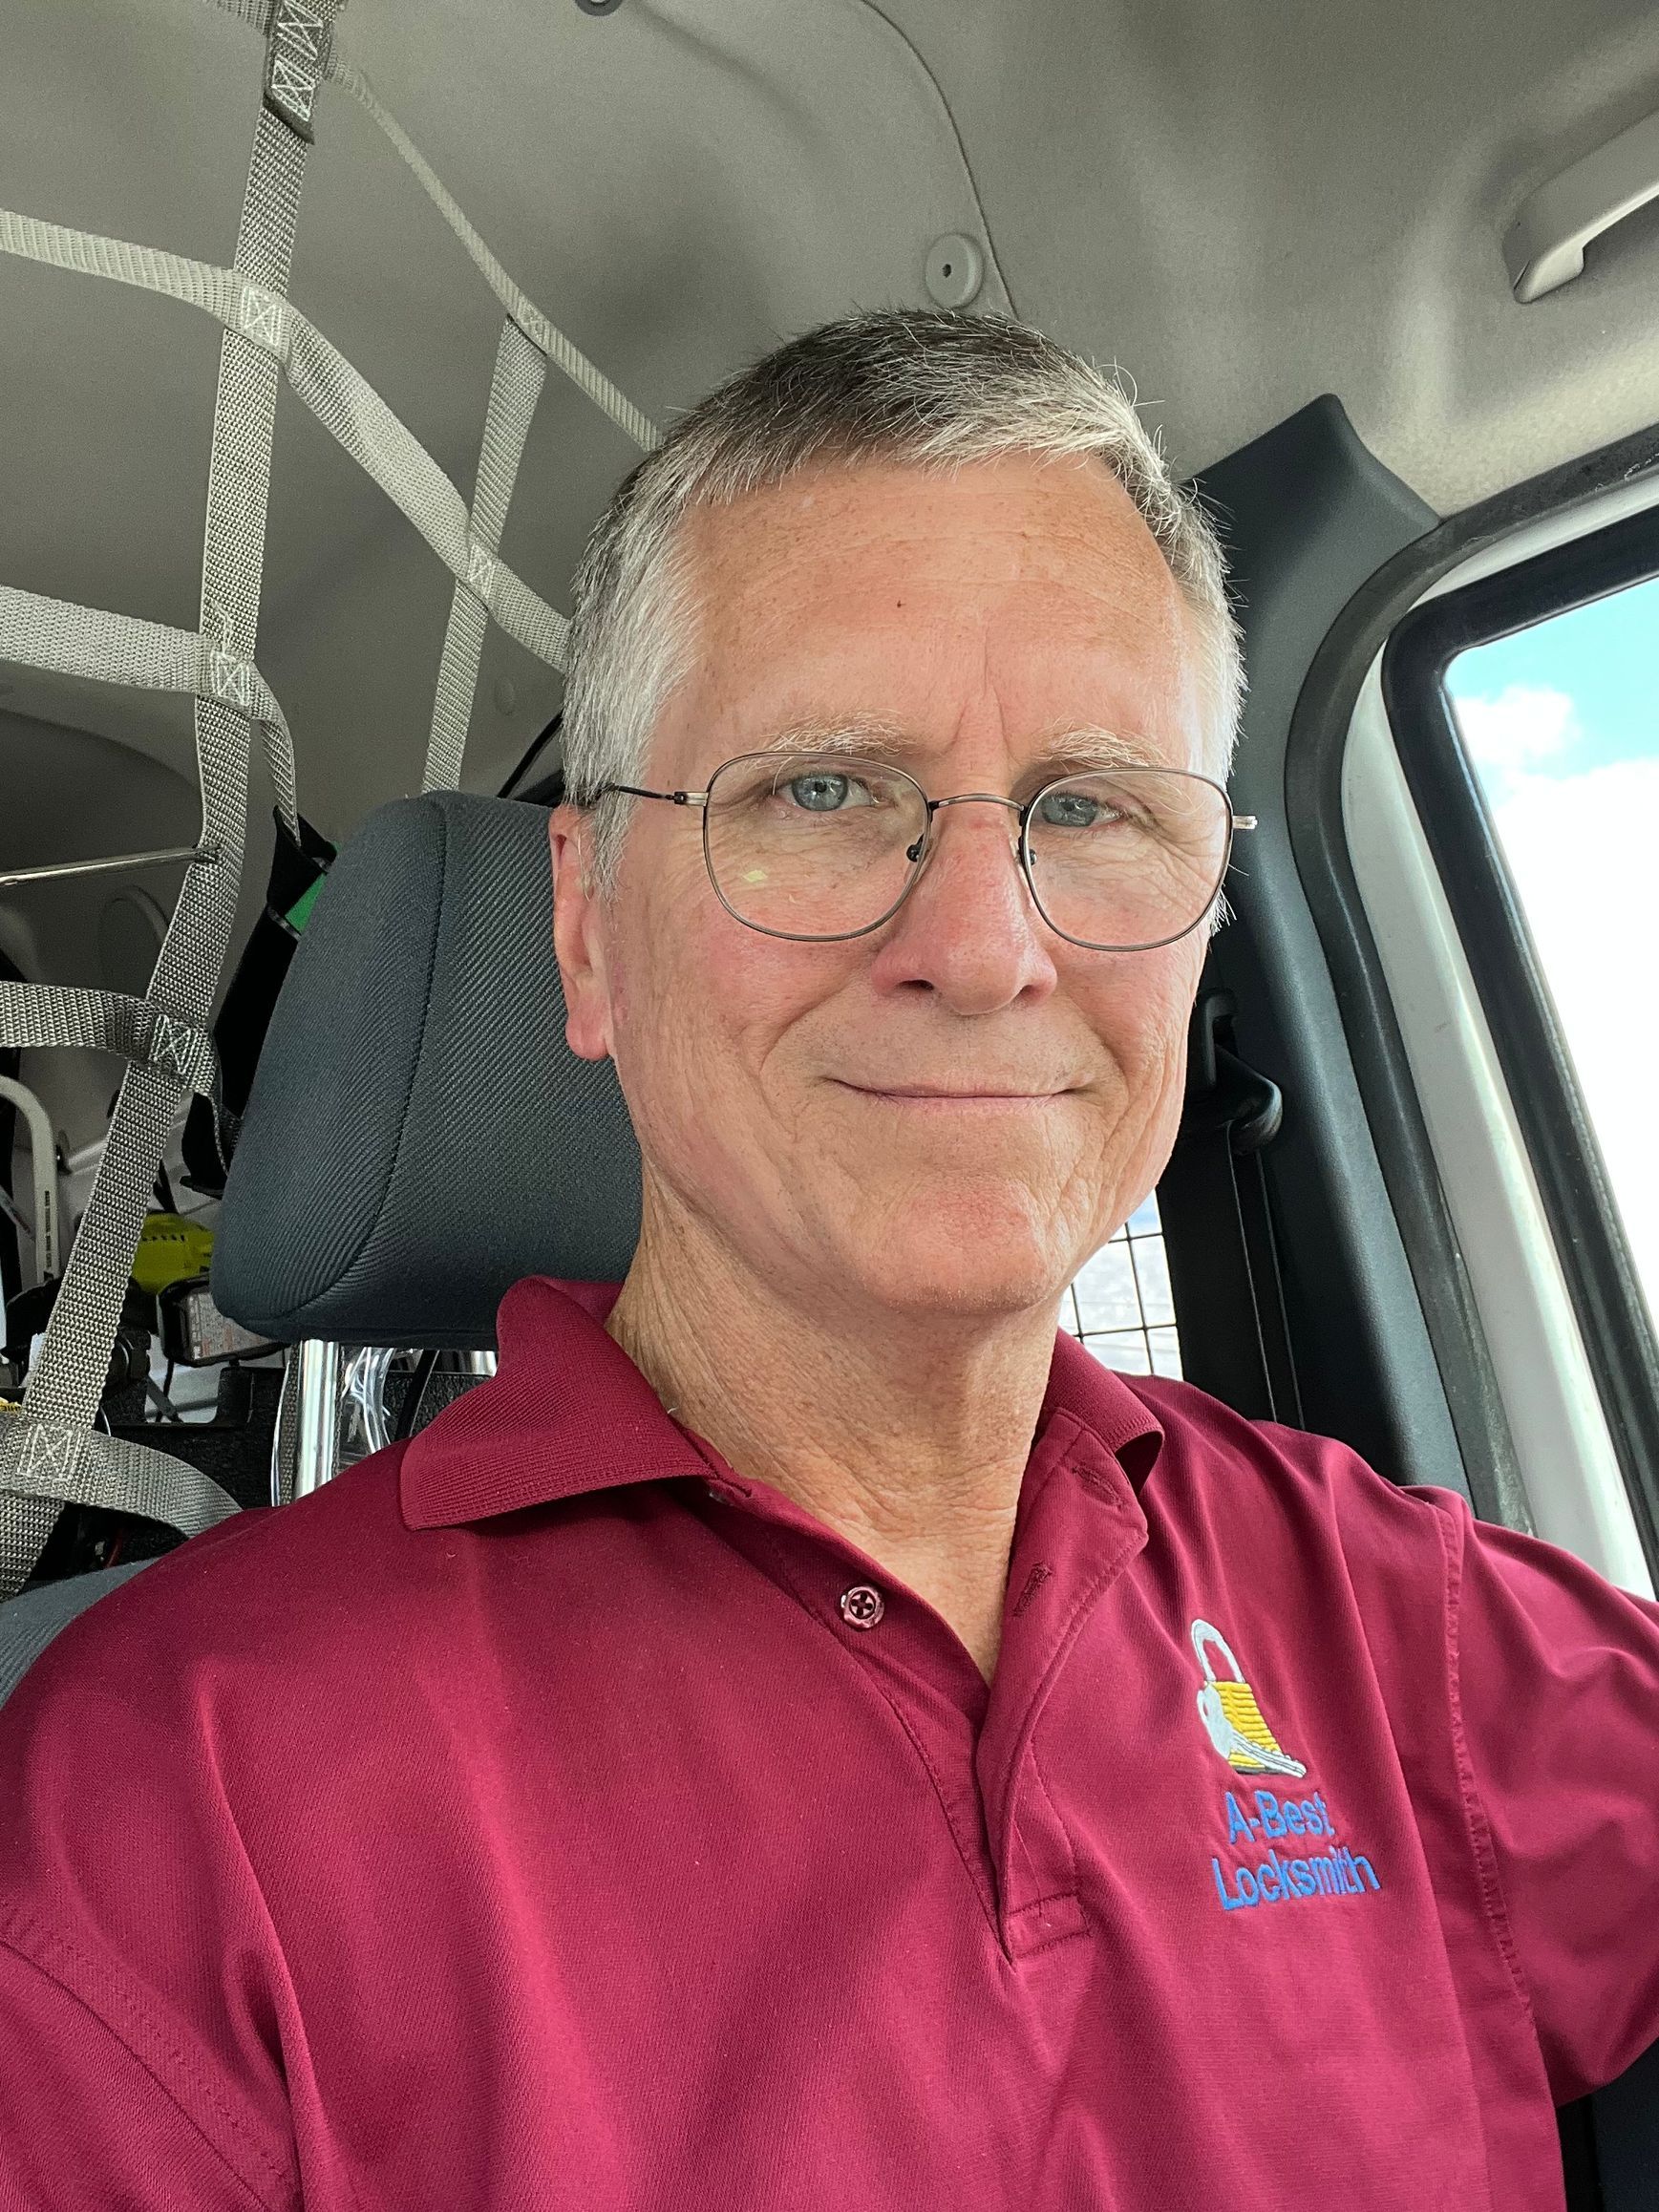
top-left (702, 753), bottom-right (1231, 948)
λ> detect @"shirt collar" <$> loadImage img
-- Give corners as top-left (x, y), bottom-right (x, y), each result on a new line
top-left (1041, 1328), bottom-right (1167, 1492)
top-left (400, 1275), bottom-right (1166, 1531)
top-left (399, 1277), bottom-right (712, 1530)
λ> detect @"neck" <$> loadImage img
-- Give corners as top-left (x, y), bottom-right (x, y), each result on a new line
top-left (606, 1200), bottom-right (1060, 1681)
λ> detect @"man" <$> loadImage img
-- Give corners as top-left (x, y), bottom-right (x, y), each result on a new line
top-left (1, 309), bottom-right (1656, 2209)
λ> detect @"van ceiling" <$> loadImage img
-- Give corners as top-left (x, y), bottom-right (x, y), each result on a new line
top-left (3, 0), bottom-right (1658, 853)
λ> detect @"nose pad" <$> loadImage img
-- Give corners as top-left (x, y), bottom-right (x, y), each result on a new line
top-left (900, 797), bottom-right (1034, 919)
top-left (907, 795), bottom-right (1023, 866)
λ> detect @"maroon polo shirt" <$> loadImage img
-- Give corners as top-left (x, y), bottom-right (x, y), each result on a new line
top-left (3, 1276), bottom-right (1658, 2210)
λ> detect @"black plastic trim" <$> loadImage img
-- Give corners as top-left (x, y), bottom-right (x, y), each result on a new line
top-left (1181, 398), bottom-right (1469, 1499)
top-left (1284, 415), bottom-right (1659, 1565)
top-left (500, 712), bottom-right (564, 800)
top-left (1380, 506), bottom-right (1659, 1578)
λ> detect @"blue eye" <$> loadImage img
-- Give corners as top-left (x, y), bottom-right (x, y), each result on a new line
top-left (1036, 789), bottom-right (1106, 828)
top-left (786, 773), bottom-right (863, 812)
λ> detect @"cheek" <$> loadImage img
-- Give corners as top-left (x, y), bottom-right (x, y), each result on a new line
top-left (606, 892), bottom-right (843, 1139)
top-left (1074, 945), bottom-right (1200, 1087)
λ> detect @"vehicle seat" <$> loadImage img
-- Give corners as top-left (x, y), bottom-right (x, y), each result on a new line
top-left (215, 791), bottom-right (641, 1347)
top-left (0, 1560), bottom-right (155, 1703)
top-left (0, 792), bottom-right (641, 1693)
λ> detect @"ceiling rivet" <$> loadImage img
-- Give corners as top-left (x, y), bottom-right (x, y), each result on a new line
top-left (925, 233), bottom-right (985, 308)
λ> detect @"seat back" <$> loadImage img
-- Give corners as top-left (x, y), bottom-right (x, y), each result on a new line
top-left (0, 1562), bottom-right (154, 1703)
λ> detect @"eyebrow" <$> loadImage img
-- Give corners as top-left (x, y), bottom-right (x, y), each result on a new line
top-left (745, 718), bottom-right (1172, 780)
top-left (1023, 725), bottom-right (1171, 776)
top-left (750, 716), bottom-right (910, 760)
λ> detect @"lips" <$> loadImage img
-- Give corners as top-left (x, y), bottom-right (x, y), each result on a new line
top-left (835, 1081), bottom-right (1074, 1102)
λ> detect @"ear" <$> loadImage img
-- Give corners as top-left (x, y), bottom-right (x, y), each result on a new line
top-left (549, 806), bottom-right (615, 1063)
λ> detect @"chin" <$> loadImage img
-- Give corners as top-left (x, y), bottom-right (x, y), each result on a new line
top-left (842, 1183), bottom-right (1079, 1320)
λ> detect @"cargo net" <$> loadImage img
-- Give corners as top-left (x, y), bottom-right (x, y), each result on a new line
top-left (0, 0), bottom-right (656, 1598)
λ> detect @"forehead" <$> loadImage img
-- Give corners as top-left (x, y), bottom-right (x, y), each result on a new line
top-left (660, 452), bottom-right (1204, 772)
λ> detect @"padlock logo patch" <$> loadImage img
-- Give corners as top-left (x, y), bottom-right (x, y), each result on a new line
top-left (1191, 1619), bottom-right (1307, 1779)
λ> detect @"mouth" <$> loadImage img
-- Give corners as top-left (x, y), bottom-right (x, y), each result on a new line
top-left (833, 1081), bottom-right (1076, 1109)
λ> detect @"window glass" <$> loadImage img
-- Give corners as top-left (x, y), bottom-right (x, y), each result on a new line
top-left (1063, 1192), bottom-right (1181, 1376)
top-left (1446, 573), bottom-right (1659, 1316)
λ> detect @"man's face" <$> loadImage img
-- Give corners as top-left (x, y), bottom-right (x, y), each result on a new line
top-left (553, 453), bottom-right (1213, 1324)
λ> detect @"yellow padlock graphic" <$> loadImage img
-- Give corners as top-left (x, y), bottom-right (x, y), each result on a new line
top-left (1192, 1619), bottom-right (1307, 1779)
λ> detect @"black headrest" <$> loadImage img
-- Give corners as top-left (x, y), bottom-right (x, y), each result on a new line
top-left (212, 794), bottom-right (642, 1348)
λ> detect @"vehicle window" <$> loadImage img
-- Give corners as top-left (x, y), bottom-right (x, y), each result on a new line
top-left (1063, 1194), bottom-right (1181, 1375)
top-left (1446, 574), bottom-right (1659, 1322)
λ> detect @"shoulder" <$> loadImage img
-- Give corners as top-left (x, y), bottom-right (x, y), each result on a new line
top-left (1126, 1370), bottom-right (1468, 1523)
top-left (0, 1442), bottom-right (454, 2002)
top-left (0, 1490), bottom-right (343, 2212)
top-left (1109, 1370), bottom-right (1474, 1604)
top-left (0, 1444), bottom-right (421, 1756)
top-left (1046, 1329), bottom-right (1470, 1567)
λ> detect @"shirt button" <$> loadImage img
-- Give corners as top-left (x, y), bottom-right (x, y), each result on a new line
top-left (840, 1584), bottom-right (885, 1629)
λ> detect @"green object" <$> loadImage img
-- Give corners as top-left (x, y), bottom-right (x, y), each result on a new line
top-left (285, 876), bottom-right (324, 931)
top-left (132, 1213), bottom-right (216, 1295)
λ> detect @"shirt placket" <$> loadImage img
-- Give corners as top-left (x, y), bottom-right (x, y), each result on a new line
top-left (684, 1409), bottom-right (1148, 1961)
top-left (688, 1464), bottom-right (1002, 1927)
top-left (974, 1411), bottom-right (1149, 1958)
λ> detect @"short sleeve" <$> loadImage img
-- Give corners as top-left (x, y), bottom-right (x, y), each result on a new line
top-left (1449, 1509), bottom-right (1659, 2101)
top-left (0, 1936), bottom-right (276, 2210)
top-left (0, 1566), bottom-right (301, 2212)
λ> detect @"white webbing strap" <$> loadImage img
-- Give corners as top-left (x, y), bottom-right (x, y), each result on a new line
top-left (0, 207), bottom-right (571, 672)
top-left (0, 582), bottom-right (299, 843)
top-left (0, 985), bottom-right (217, 1095)
top-left (0, 0), bottom-right (342, 1599)
top-left (3, 1424), bottom-right (238, 1549)
top-left (190, 0), bottom-right (658, 450)
top-left (326, 57), bottom-right (658, 452)
top-left (422, 317), bottom-right (548, 791)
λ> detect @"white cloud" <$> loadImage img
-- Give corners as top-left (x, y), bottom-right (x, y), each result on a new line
top-left (1490, 757), bottom-right (1659, 1309)
top-left (1453, 684), bottom-right (1580, 777)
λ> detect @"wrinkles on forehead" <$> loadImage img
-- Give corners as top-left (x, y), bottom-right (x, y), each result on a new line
top-left (646, 456), bottom-right (1211, 794)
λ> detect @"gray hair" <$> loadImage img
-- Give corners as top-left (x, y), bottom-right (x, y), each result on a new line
top-left (563, 308), bottom-right (1243, 887)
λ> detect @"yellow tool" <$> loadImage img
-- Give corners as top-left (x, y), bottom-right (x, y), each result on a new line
top-left (131, 1213), bottom-right (216, 1297)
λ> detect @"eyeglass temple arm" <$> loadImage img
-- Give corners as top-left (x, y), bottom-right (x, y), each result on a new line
top-left (1232, 815), bottom-right (1257, 831)
top-left (600, 782), bottom-right (710, 807)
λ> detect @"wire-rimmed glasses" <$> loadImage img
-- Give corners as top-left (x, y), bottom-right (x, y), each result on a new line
top-left (599, 750), bottom-right (1255, 951)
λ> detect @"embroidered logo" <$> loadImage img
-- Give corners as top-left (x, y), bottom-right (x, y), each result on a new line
top-left (1189, 1618), bottom-right (1385, 1913)
top-left (1191, 1618), bottom-right (1306, 1778)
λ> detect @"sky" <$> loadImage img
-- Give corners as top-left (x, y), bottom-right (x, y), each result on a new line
top-left (1446, 574), bottom-right (1659, 1318)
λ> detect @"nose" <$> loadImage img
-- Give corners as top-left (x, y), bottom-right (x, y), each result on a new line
top-left (867, 797), bottom-right (1059, 1014)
